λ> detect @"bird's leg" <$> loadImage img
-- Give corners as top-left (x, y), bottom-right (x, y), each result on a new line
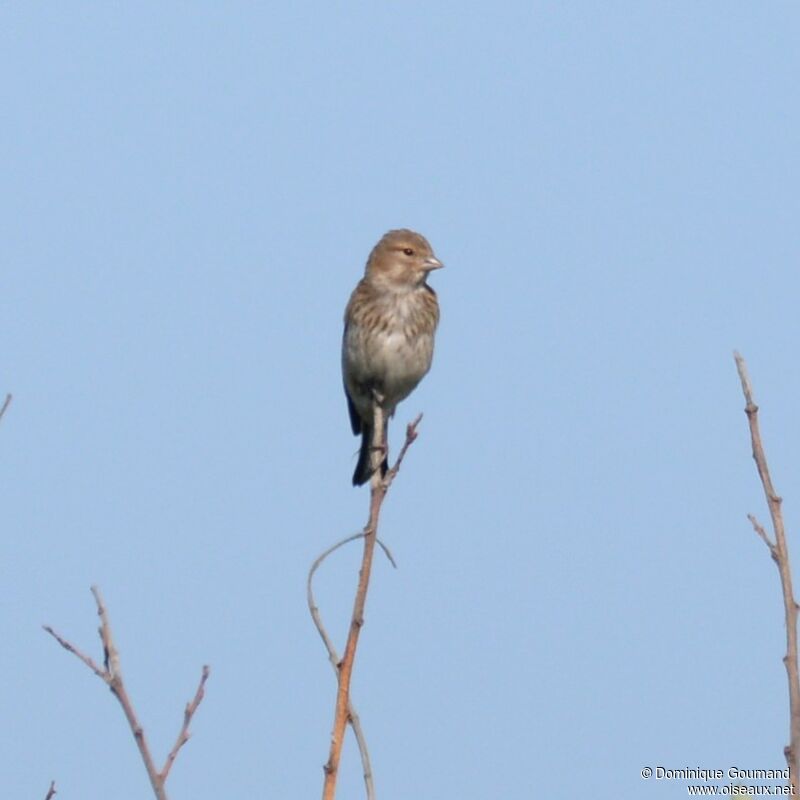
top-left (370, 388), bottom-right (389, 465)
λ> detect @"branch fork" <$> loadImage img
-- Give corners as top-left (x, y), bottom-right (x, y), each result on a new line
top-left (45, 586), bottom-right (209, 800)
top-left (312, 408), bottom-right (424, 800)
top-left (735, 352), bottom-right (800, 794)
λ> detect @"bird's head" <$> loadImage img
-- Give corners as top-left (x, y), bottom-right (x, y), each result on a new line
top-left (365, 229), bottom-right (444, 289)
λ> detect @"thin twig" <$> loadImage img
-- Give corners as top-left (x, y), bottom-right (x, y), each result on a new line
top-left (748, 514), bottom-right (777, 559)
top-left (44, 587), bottom-right (209, 799)
top-left (42, 625), bottom-right (106, 680)
top-left (161, 665), bottom-right (210, 782)
top-left (0, 393), bottom-right (11, 423)
top-left (93, 587), bottom-right (165, 797)
top-left (322, 409), bottom-right (423, 800)
top-left (308, 532), bottom-right (397, 674)
top-left (44, 780), bottom-right (57, 800)
top-left (384, 413), bottom-right (423, 483)
top-left (734, 351), bottom-right (800, 792)
top-left (308, 532), bottom-right (397, 800)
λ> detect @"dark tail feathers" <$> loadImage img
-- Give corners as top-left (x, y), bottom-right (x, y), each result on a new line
top-left (352, 423), bottom-right (388, 486)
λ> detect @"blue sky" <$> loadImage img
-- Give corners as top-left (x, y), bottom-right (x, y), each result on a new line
top-left (2, 3), bottom-right (800, 798)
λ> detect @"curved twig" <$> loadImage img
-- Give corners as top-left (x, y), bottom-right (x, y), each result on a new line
top-left (308, 532), bottom-right (397, 673)
top-left (308, 533), bottom-right (397, 800)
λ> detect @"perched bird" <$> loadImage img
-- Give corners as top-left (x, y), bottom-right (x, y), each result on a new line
top-left (342, 229), bottom-right (443, 486)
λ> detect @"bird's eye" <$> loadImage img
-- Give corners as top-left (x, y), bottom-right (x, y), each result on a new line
top-left (403, 248), bottom-right (414, 256)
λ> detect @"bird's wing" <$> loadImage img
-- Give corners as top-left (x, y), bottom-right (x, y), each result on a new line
top-left (345, 387), bottom-right (362, 435)
top-left (342, 312), bottom-right (363, 436)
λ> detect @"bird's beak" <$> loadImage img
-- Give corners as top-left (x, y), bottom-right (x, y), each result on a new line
top-left (424, 256), bottom-right (444, 271)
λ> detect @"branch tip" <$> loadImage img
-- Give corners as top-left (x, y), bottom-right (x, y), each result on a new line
top-left (0, 393), bottom-right (11, 423)
top-left (736, 356), bottom-right (800, 792)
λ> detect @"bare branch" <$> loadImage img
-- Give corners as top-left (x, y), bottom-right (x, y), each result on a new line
top-left (308, 532), bottom-right (396, 800)
top-left (735, 352), bottom-right (800, 793)
top-left (44, 780), bottom-right (56, 800)
top-left (384, 413), bottom-right (423, 483)
top-left (733, 351), bottom-right (754, 406)
top-left (161, 665), bottom-right (210, 782)
top-left (43, 625), bottom-right (107, 681)
top-left (45, 587), bottom-right (209, 799)
top-left (321, 409), bottom-right (423, 800)
top-left (89, 587), bottom-right (165, 796)
top-left (748, 513), bottom-right (777, 559)
top-left (308, 532), bottom-right (397, 673)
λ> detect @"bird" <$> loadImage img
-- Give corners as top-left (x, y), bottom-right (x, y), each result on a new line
top-left (342, 229), bottom-right (443, 486)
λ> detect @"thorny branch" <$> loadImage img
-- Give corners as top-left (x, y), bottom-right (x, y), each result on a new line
top-left (44, 586), bottom-right (209, 800)
top-left (734, 351), bottom-right (800, 793)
